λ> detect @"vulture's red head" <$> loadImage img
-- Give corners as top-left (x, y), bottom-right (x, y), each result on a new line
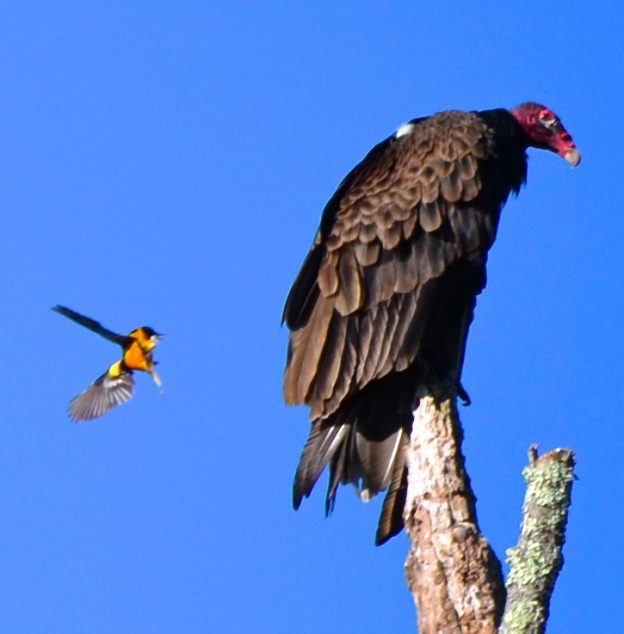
top-left (512, 102), bottom-right (581, 167)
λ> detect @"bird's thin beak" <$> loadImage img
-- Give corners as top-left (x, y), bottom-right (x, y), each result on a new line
top-left (564, 147), bottom-right (581, 167)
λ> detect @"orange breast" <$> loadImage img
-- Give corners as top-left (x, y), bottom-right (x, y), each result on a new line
top-left (123, 341), bottom-right (153, 372)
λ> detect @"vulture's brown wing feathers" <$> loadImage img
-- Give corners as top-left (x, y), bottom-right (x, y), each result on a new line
top-left (284, 112), bottom-right (504, 415)
top-left (284, 109), bottom-right (529, 544)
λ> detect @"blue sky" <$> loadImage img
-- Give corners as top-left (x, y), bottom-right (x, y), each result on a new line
top-left (0, 2), bottom-right (622, 632)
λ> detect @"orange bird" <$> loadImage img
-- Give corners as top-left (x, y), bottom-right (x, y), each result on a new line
top-left (53, 305), bottom-right (164, 422)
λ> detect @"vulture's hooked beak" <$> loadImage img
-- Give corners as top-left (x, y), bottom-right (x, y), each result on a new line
top-left (564, 147), bottom-right (581, 167)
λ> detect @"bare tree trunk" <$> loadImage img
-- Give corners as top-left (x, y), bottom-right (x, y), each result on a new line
top-left (403, 397), bottom-right (575, 633)
top-left (403, 396), bottom-right (504, 633)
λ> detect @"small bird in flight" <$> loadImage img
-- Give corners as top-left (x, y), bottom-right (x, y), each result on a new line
top-left (53, 305), bottom-right (164, 422)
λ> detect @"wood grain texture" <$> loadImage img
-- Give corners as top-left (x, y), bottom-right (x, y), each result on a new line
top-left (403, 397), bottom-right (504, 633)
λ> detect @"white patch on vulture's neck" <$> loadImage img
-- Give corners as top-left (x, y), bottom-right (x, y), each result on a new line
top-left (395, 122), bottom-right (415, 138)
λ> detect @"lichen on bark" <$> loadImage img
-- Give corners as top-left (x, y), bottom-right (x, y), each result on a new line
top-left (499, 448), bottom-right (575, 634)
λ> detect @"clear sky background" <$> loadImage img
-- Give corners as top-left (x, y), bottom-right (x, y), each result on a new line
top-left (0, 3), bottom-right (621, 632)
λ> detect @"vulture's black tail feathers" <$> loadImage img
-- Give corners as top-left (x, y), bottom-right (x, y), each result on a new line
top-left (293, 389), bottom-right (411, 544)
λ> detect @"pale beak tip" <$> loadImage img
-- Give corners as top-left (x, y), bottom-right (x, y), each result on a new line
top-left (564, 147), bottom-right (581, 168)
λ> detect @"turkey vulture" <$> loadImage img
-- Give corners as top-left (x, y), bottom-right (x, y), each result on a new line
top-left (283, 103), bottom-right (580, 545)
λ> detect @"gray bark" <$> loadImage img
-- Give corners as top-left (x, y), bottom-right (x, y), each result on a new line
top-left (403, 396), bottom-right (504, 633)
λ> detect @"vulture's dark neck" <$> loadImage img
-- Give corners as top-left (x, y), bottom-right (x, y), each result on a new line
top-left (477, 108), bottom-right (529, 198)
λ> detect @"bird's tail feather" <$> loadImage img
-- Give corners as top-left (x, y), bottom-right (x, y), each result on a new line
top-left (293, 400), bottom-right (410, 544)
top-left (293, 420), bottom-right (351, 509)
top-left (376, 453), bottom-right (408, 545)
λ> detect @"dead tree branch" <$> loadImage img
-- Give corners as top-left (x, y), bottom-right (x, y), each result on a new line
top-left (499, 447), bottom-right (576, 634)
top-left (403, 396), bottom-right (504, 633)
top-left (403, 398), bottom-right (575, 633)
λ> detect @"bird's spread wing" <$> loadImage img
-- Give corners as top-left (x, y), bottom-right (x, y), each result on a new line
top-left (68, 369), bottom-right (135, 422)
top-left (284, 110), bottom-right (502, 421)
top-left (53, 305), bottom-right (129, 346)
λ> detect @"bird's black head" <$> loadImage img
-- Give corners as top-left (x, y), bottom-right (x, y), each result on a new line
top-left (141, 326), bottom-right (164, 339)
top-left (128, 326), bottom-right (164, 347)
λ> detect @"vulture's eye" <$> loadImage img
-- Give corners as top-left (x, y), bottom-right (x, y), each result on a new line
top-left (538, 111), bottom-right (557, 129)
